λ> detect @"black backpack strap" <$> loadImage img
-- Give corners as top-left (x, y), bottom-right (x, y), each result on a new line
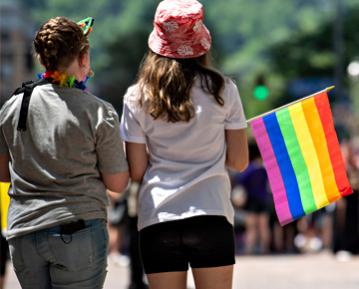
top-left (17, 79), bottom-right (48, 131)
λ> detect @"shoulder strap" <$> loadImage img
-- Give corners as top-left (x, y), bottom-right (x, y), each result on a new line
top-left (17, 79), bottom-right (48, 131)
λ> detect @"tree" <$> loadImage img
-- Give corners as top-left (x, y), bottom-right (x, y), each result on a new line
top-left (16, 0), bottom-right (359, 119)
top-left (95, 28), bottom-right (149, 112)
top-left (267, 5), bottom-right (359, 135)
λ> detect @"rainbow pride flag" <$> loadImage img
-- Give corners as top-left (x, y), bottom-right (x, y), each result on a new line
top-left (250, 88), bottom-right (352, 225)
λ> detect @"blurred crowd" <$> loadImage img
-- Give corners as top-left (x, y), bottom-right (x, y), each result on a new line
top-left (230, 137), bottom-right (359, 258)
top-left (1, 137), bottom-right (359, 289)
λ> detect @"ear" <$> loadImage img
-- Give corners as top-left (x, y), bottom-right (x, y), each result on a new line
top-left (37, 55), bottom-right (46, 68)
top-left (78, 50), bottom-right (89, 67)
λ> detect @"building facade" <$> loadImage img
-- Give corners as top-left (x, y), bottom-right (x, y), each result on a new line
top-left (0, 1), bottom-right (34, 106)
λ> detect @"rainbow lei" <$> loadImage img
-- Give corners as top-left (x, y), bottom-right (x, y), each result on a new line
top-left (38, 71), bottom-right (89, 91)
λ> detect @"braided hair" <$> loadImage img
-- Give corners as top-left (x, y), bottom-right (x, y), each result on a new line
top-left (33, 16), bottom-right (89, 71)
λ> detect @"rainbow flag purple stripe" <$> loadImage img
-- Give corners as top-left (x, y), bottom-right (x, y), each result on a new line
top-left (250, 91), bottom-right (352, 225)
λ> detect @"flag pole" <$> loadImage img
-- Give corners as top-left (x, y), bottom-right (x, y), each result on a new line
top-left (246, 86), bottom-right (335, 123)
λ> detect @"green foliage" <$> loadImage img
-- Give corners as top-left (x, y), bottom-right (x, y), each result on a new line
top-left (199, 0), bottom-right (337, 117)
top-left (14, 0), bottom-right (359, 119)
top-left (270, 25), bottom-right (334, 78)
top-left (268, 4), bottom-right (359, 109)
top-left (96, 27), bottom-right (149, 111)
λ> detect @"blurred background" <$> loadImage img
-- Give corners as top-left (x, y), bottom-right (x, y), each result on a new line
top-left (1, 0), bottom-right (359, 289)
top-left (1, 0), bottom-right (359, 127)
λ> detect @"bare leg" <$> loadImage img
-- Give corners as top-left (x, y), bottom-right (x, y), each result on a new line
top-left (108, 223), bottom-right (122, 254)
top-left (0, 276), bottom-right (4, 289)
top-left (285, 224), bottom-right (296, 253)
top-left (244, 213), bottom-right (257, 254)
top-left (273, 223), bottom-right (284, 253)
top-left (147, 271), bottom-right (187, 289)
top-left (192, 265), bottom-right (234, 289)
top-left (321, 214), bottom-right (333, 250)
top-left (258, 213), bottom-right (270, 254)
top-left (108, 223), bottom-right (129, 266)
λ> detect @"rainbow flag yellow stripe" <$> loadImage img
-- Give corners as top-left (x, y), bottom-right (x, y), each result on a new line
top-left (250, 91), bottom-right (352, 225)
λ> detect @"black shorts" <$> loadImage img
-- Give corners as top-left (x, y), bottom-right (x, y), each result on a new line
top-left (139, 215), bottom-right (235, 274)
top-left (245, 196), bottom-right (268, 213)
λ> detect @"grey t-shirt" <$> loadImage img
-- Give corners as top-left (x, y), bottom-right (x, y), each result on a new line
top-left (0, 84), bottom-right (128, 239)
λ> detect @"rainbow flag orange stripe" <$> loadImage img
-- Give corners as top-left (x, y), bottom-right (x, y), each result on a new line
top-left (250, 91), bottom-right (352, 225)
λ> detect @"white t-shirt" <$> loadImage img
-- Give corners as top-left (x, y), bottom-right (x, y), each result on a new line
top-left (120, 78), bottom-right (247, 230)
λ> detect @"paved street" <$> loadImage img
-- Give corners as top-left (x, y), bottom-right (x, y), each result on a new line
top-left (4, 252), bottom-right (359, 289)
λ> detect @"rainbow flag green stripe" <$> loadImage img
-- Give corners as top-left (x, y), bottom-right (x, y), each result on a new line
top-left (250, 91), bottom-right (352, 225)
top-left (276, 108), bottom-right (317, 215)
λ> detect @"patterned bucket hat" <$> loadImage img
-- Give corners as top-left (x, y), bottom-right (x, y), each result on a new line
top-left (148, 0), bottom-right (212, 59)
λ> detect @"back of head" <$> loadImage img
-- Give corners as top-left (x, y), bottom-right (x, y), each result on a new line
top-left (138, 0), bottom-right (224, 123)
top-left (34, 16), bottom-right (89, 71)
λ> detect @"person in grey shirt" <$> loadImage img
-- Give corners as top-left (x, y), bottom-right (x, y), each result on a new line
top-left (0, 16), bottom-right (129, 289)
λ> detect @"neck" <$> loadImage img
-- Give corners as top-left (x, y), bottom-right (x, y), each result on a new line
top-left (61, 61), bottom-right (85, 82)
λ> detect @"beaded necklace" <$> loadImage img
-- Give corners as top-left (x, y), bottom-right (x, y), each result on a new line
top-left (38, 71), bottom-right (89, 91)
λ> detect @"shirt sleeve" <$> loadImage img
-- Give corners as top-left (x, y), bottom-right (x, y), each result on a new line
top-left (224, 80), bottom-right (247, 130)
top-left (96, 103), bottom-right (128, 174)
top-left (120, 89), bottom-right (147, 144)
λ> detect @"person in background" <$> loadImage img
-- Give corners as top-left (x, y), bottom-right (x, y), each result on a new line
top-left (120, 1), bottom-right (249, 288)
top-left (334, 137), bottom-right (359, 260)
top-left (233, 141), bottom-right (271, 254)
top-left (126, 182), bottom-right (148, 289)
top-left (107, 190), bottom-right (130, 267)
top-left (229, 175), bottom-right (247, 254)
top-left (0, 16), bottom-right (129, 289)
top-left (342, 137), bottom-right (359, 254)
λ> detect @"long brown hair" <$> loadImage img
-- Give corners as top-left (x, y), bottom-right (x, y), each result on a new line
top-left (137, 50), bottom-right (225, 122)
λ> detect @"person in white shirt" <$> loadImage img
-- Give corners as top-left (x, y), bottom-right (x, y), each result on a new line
top-left (120, 1), bottom-right (248, 288)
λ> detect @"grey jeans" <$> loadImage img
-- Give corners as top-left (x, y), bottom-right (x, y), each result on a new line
top-left (8, 219), bottom-right (108, 289)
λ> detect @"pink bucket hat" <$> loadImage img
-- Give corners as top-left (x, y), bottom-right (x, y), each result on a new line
top-left (148, 0), bottom-right (212, 59)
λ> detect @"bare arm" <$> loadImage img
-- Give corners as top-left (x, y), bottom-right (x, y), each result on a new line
top-left (101, 171), bottom-right (129, 193)
top-left (107, 188), bottom-right (126, 204)
top-left (225, 129), bottom-right (249, 172)
top-left (0, 154), bottom-right (10, 182)
top-left (125, 142), bottom-right (148, 183)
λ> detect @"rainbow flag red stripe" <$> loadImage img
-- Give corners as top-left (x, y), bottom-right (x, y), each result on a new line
top-left (250, 91), bottom-right (352, 225)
